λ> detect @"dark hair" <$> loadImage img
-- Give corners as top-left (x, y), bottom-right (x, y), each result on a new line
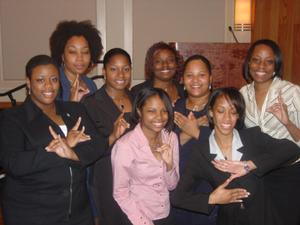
top-left (144, 42), bottom-right (182, 82)
top-left (183, 54), bottom-right (212, 75)
top-left (103, 48), bottom-right (132, 69)
top-left (50, 20), bottom-right (103, 66)
top-left (26, 55), bottom-right (59, 79)
top-left (207, 87), bottom-right (245, 130)
top-left (243, 39), bottom-right (283, 83)
top-left (132, 87), bottom-right (174, 132)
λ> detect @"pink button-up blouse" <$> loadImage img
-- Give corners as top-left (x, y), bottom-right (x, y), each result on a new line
top-left (111, 123), bottom-right (179, 225)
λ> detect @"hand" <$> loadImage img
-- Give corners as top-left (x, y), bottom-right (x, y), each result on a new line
top-left (156, 144), bottom-right (173, 171)
top-left (208, 177), bottom-right (250, 204)
top-left (70, 74), bottom-right (90, 102)
top-left (109, 112), bottom-right (130, 145)
top-left (46, 127), bottom-right (79, 161)
top-left (212, 160), bottom-right (255, 179)
top-left (63, 117), bottom-right (91, 148)
top-left (197, 115), bottom-right (209, 127)
top-left (266, 91), bottom-right (290, 125)
top-left (174, 111), bottom-right (200, 139)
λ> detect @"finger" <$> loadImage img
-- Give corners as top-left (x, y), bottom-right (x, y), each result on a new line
top-left (49, 126), bottom-right (59, 139)
top-left (72, 117), bottom-right (82, 131)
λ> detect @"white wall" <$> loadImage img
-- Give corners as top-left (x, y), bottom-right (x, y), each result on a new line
top-left (0, 0), bottom-right (250, 102)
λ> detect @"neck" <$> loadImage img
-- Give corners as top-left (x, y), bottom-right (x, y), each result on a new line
top-left (187, 92), bottom-right (210, 109)
top-left (105, 86), bottom-right (127, 99)
top-left (153, 79), bottom-right (173, 90)
top-left (254, 79), bottom-right (273, 93)
top-left (32, 98), bottom-right (56, 115)
top-left (214, 130), bottom-right (233, 155)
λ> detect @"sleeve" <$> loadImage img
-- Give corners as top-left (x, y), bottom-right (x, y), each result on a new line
top-left (163, 132), bottom-right (179, 190)
top-left (171, 148), bottom-right (215, 215)
top-left (0, 115), bottom-right (66, 177)
top-left (249, 128), bottom-right (300, 176)
top-left (291, 85), bottom-right (300, 146)
top-left (111, 140), bottom-right (154, 225)
top-left (71, 105), bottom-right (108, 166)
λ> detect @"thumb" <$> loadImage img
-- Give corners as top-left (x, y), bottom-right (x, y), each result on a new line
top-left (220, 177), bottom-right (232, 188)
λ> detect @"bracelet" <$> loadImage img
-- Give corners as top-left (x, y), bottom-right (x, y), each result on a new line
top-left (243, 161), bottom-right (251, 174)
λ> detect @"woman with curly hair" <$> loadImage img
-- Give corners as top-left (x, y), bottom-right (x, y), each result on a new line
top-left (50, 20), bottom-right (103, 102)
top-left (130, 42), bottom-right (184, 104)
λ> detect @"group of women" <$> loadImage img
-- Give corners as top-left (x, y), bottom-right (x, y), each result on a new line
top-left (0, 19), bottom-right (300, 225)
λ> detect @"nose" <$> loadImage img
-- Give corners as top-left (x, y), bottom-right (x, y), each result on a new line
top-left (44, 79), bottom-right (53, 88)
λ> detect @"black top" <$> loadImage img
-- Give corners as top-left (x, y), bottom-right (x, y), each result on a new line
top-left (82, 85), bottom-right (133, 225)
top-left (0, 97), bottom-right (107, 225)
top-left (172, 127), bottom-right (300, 225)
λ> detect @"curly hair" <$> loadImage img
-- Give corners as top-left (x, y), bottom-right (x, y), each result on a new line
top-left (144, 42), bottom-right (183, 82)
top-left (50, 20), bottom-right (103, 66)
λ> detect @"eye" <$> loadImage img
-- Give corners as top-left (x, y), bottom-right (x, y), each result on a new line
top-left (51, 77), bottom-right (59, 82)
top-left (123, 67), bottom-right (131, 73)
top-left (266, 59), bottom-right (274, 66)
top-left (110, 67), bottom-right (117, 72)
top-left (82, 50), bottom-right (90, 55)
top-left (36, 78), bottom-right (45, 83)
top-left (250, 57), bottom-right (260, 64)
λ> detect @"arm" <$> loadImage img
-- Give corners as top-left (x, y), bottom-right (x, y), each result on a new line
top-left (171, 150), bottom-right (248, 214)
top-left (111, 141), bottom-right (154, 225)
top-left (70, 105), bottom-right (108, 166)
top-left (266, 89), bottom-right (300, 142)
top-left (162, 132), bottom-right (179, 190)
top-left (0, 115), bottom-right (66, 177)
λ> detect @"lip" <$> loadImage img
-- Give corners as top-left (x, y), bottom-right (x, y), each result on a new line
top-left (42, 91), bottom-right (55, 98)
top-left (115, 80), bottom-right (126, 84)
top-left (220, 123), bottom-right (232, 129)
top-left (152, 122), bottom-right (165, 128)
top-left (254, 71), bottom-right (267, 76)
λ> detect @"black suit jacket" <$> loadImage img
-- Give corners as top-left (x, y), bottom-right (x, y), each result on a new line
top-left (172, 127), bottom-right (300, 225)
top-left (82, 85), bottom-right (132, 225)
top-left (0, 97), bottom-right (107, 225)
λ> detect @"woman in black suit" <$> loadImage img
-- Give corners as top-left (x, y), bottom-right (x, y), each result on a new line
top-left (82, 48), bottom-right (133, 225)
top-left (172, 87), bottom-right (300, 225)
top-left (0, 55), bottom-right (107, 225)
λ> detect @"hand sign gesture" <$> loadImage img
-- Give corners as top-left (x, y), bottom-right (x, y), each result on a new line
top-left (109, 112), bottom-right (130, 146)
top-left (70, 74), bottom-right (90, 102)
top-left (65, 117), bottom-right (91, 147)
top-left (46, 126), bottom-right (79, 161)
top-left (266, 90), bottom-right (290, 125)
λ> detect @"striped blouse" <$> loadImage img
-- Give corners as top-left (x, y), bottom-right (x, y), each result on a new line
top-left (240, 77), bottom-right (300, 146)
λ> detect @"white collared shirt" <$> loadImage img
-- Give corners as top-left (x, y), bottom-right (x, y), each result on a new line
top-left (209, 129), bottom-right (244, 161)
top-left (240, 77), bottom-right (300, 146)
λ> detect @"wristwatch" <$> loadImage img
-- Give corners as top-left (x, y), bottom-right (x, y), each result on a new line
top-left (243, 161), bottom-right (251, 173)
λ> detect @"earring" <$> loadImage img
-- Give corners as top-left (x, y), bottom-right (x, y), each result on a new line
top-left (273, 72), bottom-right (276, 76)
top-left (209, 84), bottom-right (212, 90)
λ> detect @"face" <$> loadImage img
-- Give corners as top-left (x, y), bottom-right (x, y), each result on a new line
top-left (26, 64), bottom-right (60, 109)
top-left (103, 54), bottom-right (131, 90)
top-left (210, 95), bottom-right (239, 137)
top-left (139, 95), bottom-right (169, 137)
top-left (183, 59), bottom-right (212, 98)
top-left (62, 36), bottom-right (91, 76)
top-left (249, 44), bottom-right (275, 84)
top-left (152, 49), bottom-right (177, 81)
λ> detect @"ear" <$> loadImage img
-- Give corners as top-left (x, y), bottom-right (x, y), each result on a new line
top-left (208, 109), bottom-right (213, 118)
top-left (137, 109), bottom-right (141, 117)
top-left (26, 77), bottom-right (31, 90)
top-left (102, 68), bottom-right (106, 79)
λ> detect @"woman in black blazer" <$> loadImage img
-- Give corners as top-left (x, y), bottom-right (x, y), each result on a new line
top-left (172, 87), bottom-right (300, 225)
top-left (82, 48), bottom-right (133, 225)
top-left (0, 55), bottom-right (107, 225)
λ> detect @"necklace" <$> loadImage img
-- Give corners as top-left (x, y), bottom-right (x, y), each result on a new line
top-left (107, 91), bottom-right (127, 111)
top-left (149, 135), bottom-right (162, 151)
top-left (187, 98), bottom-right (207, 112)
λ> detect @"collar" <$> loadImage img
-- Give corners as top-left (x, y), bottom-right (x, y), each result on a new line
top-left (246, 77), bottom-right (282, 102)
top-left (209, 129), bottom-right (243, 160)
top-left (134, 123), bottom-right (171, 150)
top-left (24, 96), bottom-right (64, 122)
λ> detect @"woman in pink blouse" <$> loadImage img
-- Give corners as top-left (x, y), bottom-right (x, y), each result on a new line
top-left (111, 87), bottom-right (179, 225)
